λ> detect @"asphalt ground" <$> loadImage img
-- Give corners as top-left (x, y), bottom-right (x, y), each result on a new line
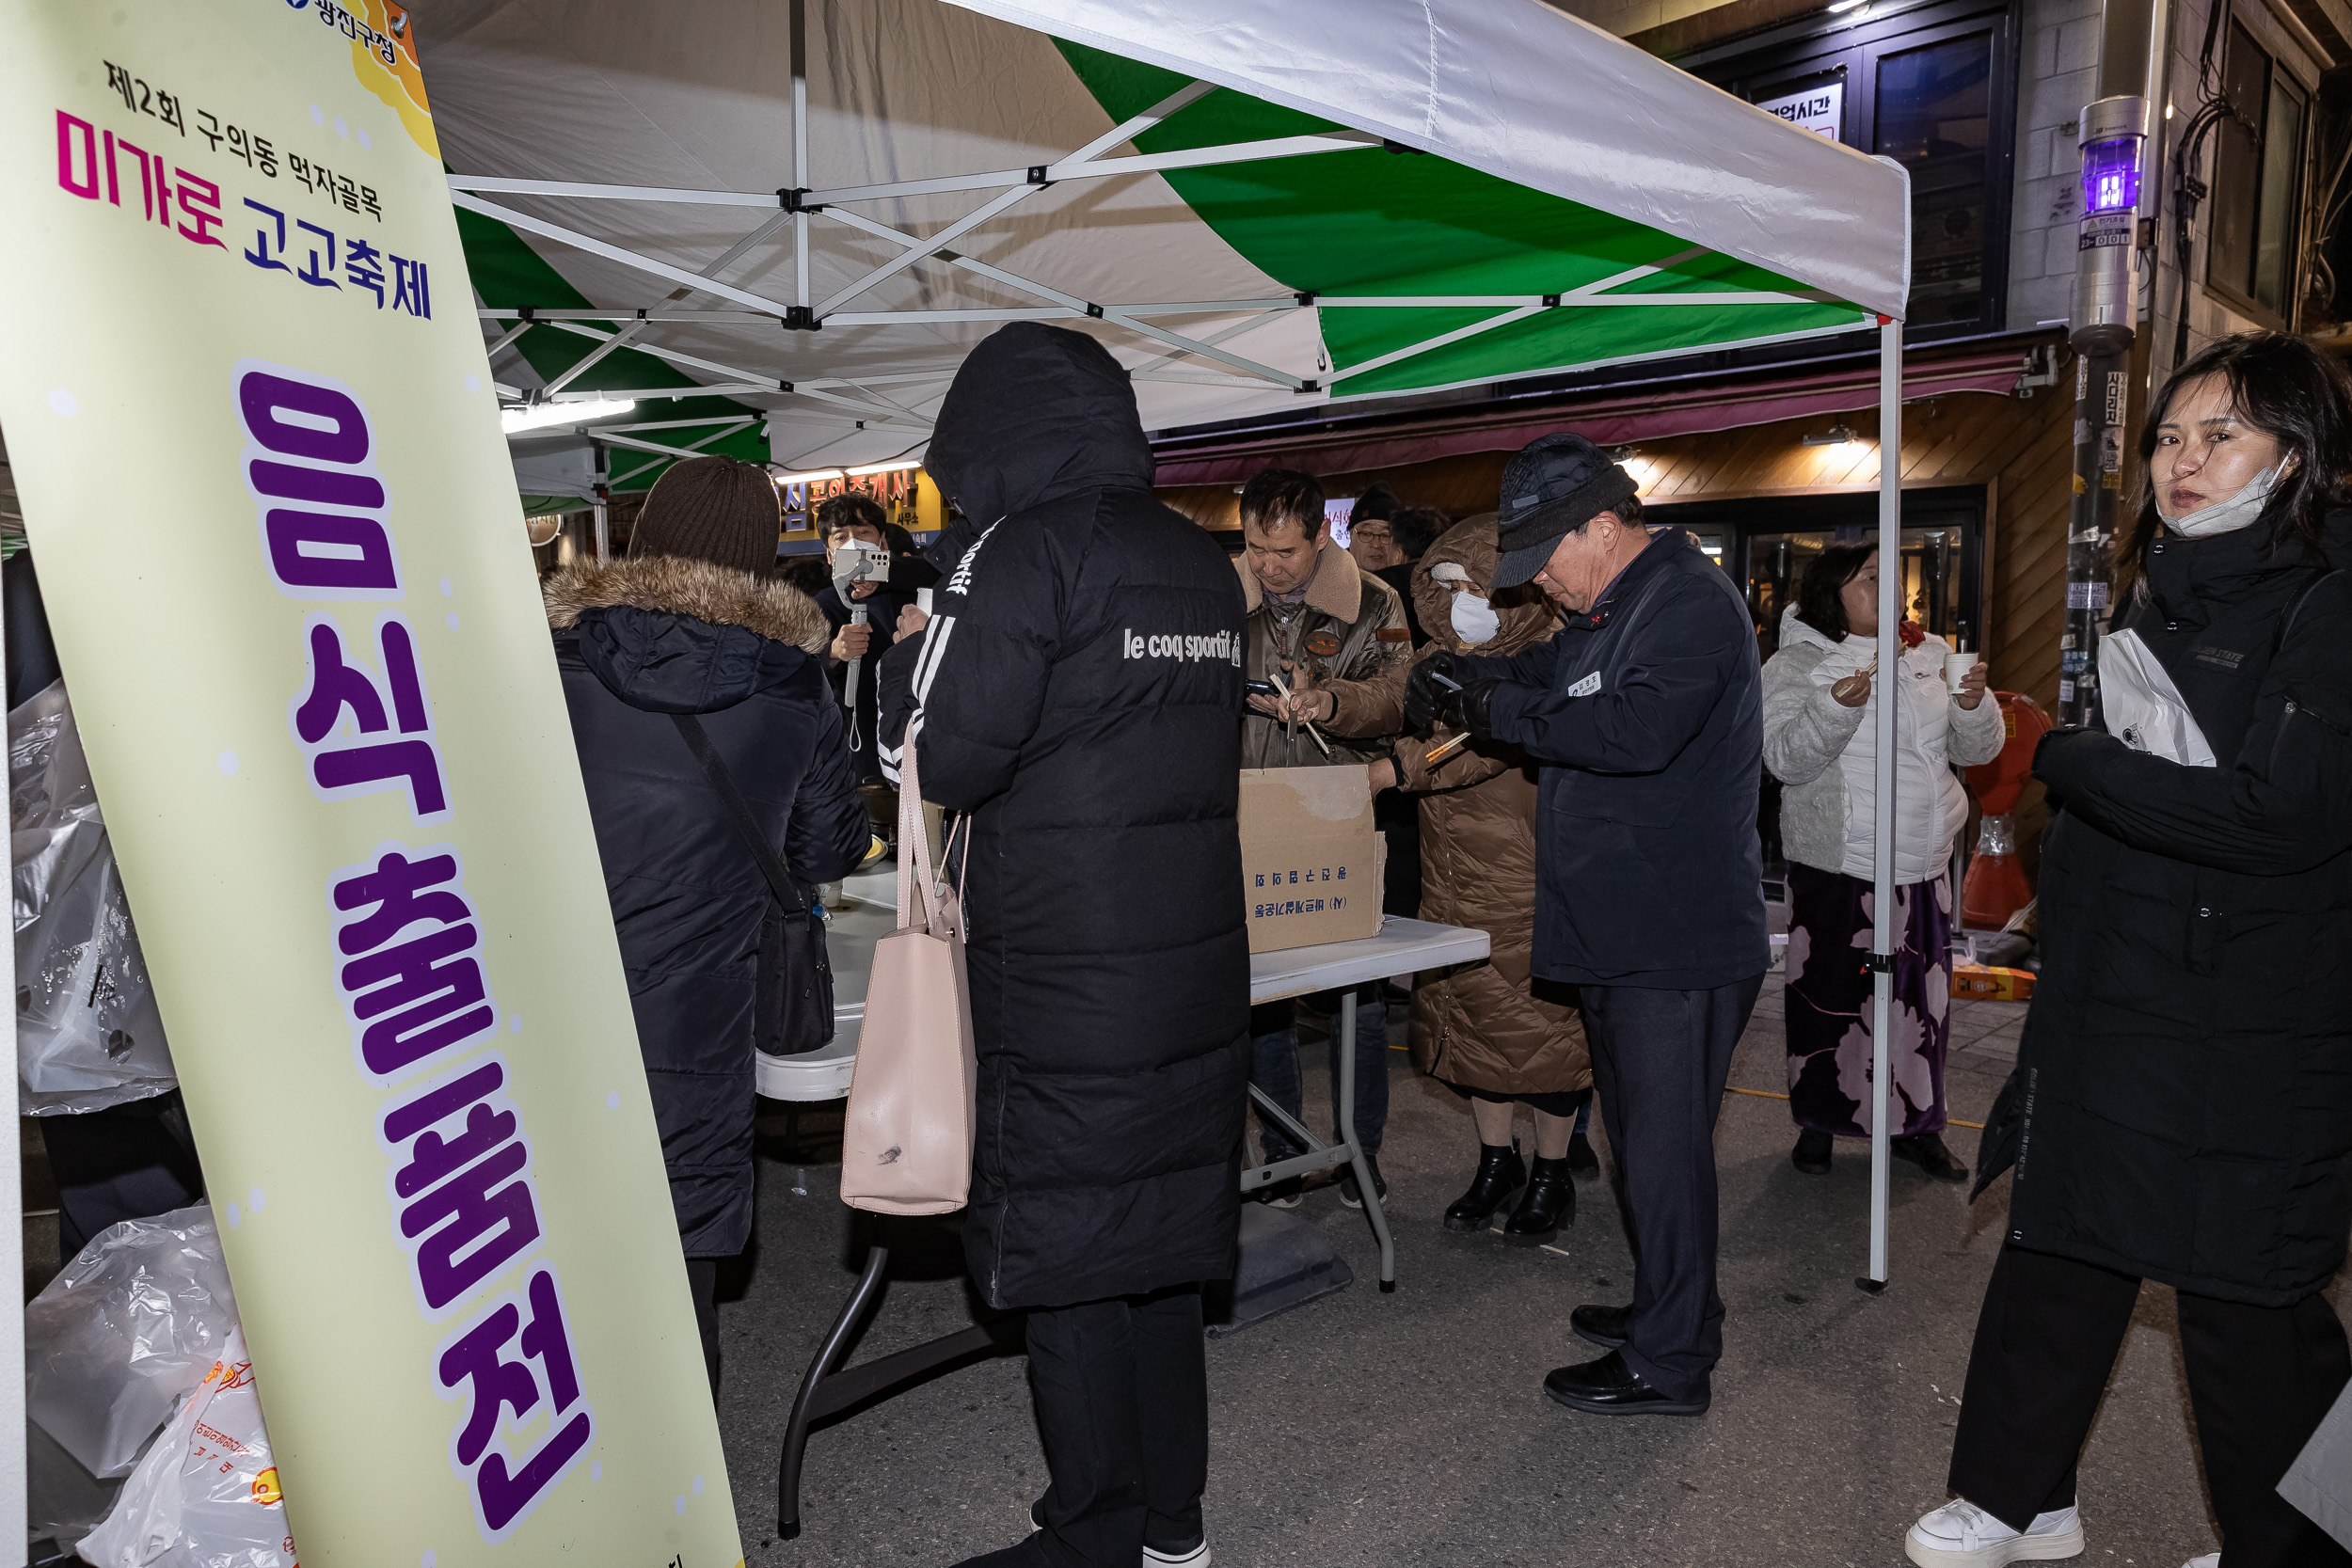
top-left (715, 974), bottom-right (2340, 1568)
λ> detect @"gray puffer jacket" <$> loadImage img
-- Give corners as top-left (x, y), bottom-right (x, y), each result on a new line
top-left (1761, 605), bottom-right (2004, 884)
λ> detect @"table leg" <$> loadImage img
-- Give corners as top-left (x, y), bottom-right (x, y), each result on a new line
top-left (1335, 989), bottom-right (1396, 1291)
top-left (777, 1242), bottom-right (890, 1539)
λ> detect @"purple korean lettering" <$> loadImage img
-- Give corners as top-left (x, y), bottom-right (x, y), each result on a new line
top-left (293, 616), bottom-right (448, 819)
top-left (378, 1056), bottom-right (540, 1313)
top-left (433, 1265), bottom-right (595, 1540)
top-left (330, 847), bottom-right (494, 1077)
top-left (235, 360), bottom-right (402, 599)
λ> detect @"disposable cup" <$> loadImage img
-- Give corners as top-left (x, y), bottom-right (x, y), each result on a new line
top-left (1946, 650), bottom-right (1977, 694)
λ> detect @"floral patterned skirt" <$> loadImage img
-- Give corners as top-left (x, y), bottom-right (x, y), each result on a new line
top-left (1783, 863), bottom-right (1952, 1137)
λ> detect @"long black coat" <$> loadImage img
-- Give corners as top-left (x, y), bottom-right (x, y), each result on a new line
top-left (548, 556), bottom-right (868, 1258)
top-left (2006, 515), bottom-right (2352, 1305)
top-left (1459, 528), bottom-right (1769, 990)
top-left (880, 323), bottom-right (1250, 1310)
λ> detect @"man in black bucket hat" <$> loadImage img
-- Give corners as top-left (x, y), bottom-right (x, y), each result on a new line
top-left (1405, 431), bottom-right (1770, 1420)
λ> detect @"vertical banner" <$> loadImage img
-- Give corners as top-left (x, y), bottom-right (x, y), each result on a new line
top-left (0, 4), bottom-right (743, 1564)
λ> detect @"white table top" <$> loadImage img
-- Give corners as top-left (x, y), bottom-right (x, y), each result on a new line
top-left (756, 871), bottom-right (1492, 1102)
top-left (1250, 916), bottom-right (1490, 1004)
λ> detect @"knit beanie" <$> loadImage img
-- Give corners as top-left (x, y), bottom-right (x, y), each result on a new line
top-left (629, 456), bottom-right (779, 576)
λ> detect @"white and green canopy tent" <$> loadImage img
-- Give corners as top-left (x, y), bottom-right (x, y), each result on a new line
top-left (420, 0), bottom-right (1920, 1284)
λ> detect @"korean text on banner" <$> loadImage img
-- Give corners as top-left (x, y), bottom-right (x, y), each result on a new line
top-left (0, 3), bottom-right (742, 1564)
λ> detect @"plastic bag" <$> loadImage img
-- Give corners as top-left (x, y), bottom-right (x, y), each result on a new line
top-left (2099, 630), bottom-right (2218, 767)
top-left (12, 678), bottom-right (177, 1113)
top-left (76, 1325), bottom-right (299, 1568)
top-left (26, 1206), bottom-right (240, 1482)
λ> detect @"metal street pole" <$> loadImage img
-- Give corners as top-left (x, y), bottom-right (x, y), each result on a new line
top-left (2060, 95), bottom-right (2150, 728)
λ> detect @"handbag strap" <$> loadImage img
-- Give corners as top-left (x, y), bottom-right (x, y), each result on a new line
top-left (670, 714), bottom-right (810, 916)
top-left (893, 724), bottom-right (972, 937)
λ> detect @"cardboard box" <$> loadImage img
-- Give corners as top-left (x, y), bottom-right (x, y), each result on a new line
top-left (1238, 766), bottom-right (1385, 955)
top-left (1951, 963), bottom-right (2035, 1003)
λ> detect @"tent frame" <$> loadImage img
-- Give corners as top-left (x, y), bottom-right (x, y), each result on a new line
top-left (468, 0), bottom-right (1910, 1285)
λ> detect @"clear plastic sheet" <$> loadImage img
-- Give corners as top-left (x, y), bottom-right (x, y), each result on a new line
top-left (25, 1205), bottom-right (240, 1482)
top-left (76, 1325), bottom-right (299, 1568)
top-left (11, 679), bottom-right (177, 1113)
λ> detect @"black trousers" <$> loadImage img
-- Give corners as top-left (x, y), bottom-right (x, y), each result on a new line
top-left (684, 1259), bottom-right (721, 1396)
top-left (1022, 1285), bottom-right (1209, 1568)
top-left (1951, 1243), bottom-right (2352, 1568)
top-left (1580, 974), bottom-right (1762, 1402)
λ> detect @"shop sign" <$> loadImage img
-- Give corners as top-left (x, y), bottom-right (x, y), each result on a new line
top-left (0, 3), bottom-right (740, 1564)
top-left (1757, 81), bottom-right (1843, 141)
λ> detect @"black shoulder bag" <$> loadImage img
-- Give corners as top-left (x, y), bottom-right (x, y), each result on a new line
top-left (671, 714), bottom-right (835, 1057)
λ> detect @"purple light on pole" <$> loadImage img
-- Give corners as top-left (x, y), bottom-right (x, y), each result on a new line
top-left (2081, 135), bottom-right (2142, 214)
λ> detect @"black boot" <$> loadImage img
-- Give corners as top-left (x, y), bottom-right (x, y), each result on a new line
top-left (1442, 1144), bottom-right (1525, 1233)
top-left (1891, 1132), bottom-right (1970, 1183)
top-left (1502, 1156), bottom-right (1576, 1244)
top-left (1564, 1129), bottom-right (1600, 1179)
top-left (1792, 1128), bottom-right (1833, 1175)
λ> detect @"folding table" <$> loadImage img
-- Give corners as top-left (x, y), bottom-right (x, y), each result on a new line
top-left (764, 896), bottom-right (1488, 1537)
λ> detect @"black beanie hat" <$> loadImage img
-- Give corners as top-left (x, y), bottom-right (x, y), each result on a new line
top-left (629, 456), bottom-right (780, 576)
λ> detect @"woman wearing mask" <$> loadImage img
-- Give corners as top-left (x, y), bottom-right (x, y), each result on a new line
top-left (1762, 546), bottom-right (1999, 1181)
top-left (1276, 515), bottom-right (1593, 1243)
top-left (1906, 332), bottom-right (2352, 1568)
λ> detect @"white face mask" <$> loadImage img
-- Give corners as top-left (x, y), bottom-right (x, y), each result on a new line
top-left (2160, 467), bottom-right (2277, 538)
top-left (1450, 592), bottom-right (1501, 646)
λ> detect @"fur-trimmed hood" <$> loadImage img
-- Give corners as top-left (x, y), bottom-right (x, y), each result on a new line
top-left (547, 555), bottom-right (833, 717)
top-left (1236, 536), bottom-right (1364, 619)
top-left (544, 555), bottom-right (832, 657)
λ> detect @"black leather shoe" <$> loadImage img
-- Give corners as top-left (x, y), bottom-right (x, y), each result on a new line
top-left (1569, 1302), bottom-right (1630, 1350)
top-left (1339, 1153), bottom-right (1386, 1209)
top-left (1502, 1156), bottom-right (1575, 1244)
top-left (1542, 1351), bottom-right (1709, 1417)
top-left (1892, 1132), bottom-right (1971, 1183)
top-left (1792, 1129), bottom-right (1834, 1175)
top-left (1442, 1144), bottom-right (1525, 1232)
top-left (1564, 1130), bottom-right (1600, 1179)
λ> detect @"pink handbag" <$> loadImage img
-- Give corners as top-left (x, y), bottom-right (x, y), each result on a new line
top-left (839, 728), bottom-right (977, 1214)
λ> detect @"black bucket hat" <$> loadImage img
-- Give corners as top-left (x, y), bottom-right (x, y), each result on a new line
top-left (1490, 433), bottom-right (1640, 589)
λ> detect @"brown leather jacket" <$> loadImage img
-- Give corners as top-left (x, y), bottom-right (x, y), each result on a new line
top-left (1321, 517), bottom-right (1589, 1098)
top-left (1239, 540), bottom-right (1410, 768)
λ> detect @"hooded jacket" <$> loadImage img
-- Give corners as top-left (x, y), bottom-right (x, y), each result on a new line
top-left (878, 323), bottom-right (1250, 1310)
top-left (1762, 605), bottom-right (2005, 884)
top-left (1239, 540), bottom-right (1411, 768)
top-left (1986, 514), bottom-right (2352, 1305)
top-left (1457, 527), bottom-right (1769, 990)
top-left (548, 556), bottom-right (869, 1258)
top-left (1321, 517), bottom-right (1589, 1097)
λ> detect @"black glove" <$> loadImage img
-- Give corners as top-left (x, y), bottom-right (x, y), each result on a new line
top-left (1457, 678), bottom-right (1502, 738)
top-left (1402, 650), bottom-right (1461, 733)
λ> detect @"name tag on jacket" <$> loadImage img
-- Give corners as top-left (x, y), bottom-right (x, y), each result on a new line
top-left (1567, 671), bottom-right (1602, 698)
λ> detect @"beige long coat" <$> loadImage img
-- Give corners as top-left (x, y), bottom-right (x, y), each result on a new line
top-left (1321, 517), bottom-right (1590, 1098)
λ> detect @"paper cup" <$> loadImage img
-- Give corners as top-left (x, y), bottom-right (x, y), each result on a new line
top-left (1946, 651), bottom-right (1976, 694)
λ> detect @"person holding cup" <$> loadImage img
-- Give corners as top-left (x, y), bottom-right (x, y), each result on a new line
top-left (1760, 544), bottom-right (2001, 1180)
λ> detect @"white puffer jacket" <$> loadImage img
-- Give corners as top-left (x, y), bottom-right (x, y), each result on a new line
top-left (1761, 605), bottom-right (2006, 884)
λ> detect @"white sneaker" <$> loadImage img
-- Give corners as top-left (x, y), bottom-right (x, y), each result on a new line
top-left (2182, 1556), bottom-right (2218, 1568)
top-left (1144, 1544), bottom-right (1209, 1567)
top-left (1906, 1500), bottom-right (2086, 1566)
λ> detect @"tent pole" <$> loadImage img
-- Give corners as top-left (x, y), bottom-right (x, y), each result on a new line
top-left (0, 549), bottom-right (24, 1554)
top-left (592, 442), bottom-right (611, 563)
top-left (1864, 313), bottom-right (1901, 1292)
top-left (791, 0), bottom-right (809, 312)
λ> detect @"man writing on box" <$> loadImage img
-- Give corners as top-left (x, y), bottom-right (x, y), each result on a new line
top-left (1406, 432), bottom-right (1769, 1418)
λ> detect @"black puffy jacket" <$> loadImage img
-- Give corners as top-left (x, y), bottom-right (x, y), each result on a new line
top-left (880, 323), bottom-right (1250, 1310)
top-left (2002, 515), bottom-right (2352, 1305)
top-left (1459, 527), bottom-right (1769, 990)
top-left (548, 556), bottom-right (868, 1258)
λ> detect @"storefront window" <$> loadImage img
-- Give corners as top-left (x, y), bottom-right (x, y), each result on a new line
top-left (2207, 19), bottom-right (2308, 322)
top-left (1690, 0), bottom-right (2015, 340)
top-left (1875, 37), bottom-right (1994, 327)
